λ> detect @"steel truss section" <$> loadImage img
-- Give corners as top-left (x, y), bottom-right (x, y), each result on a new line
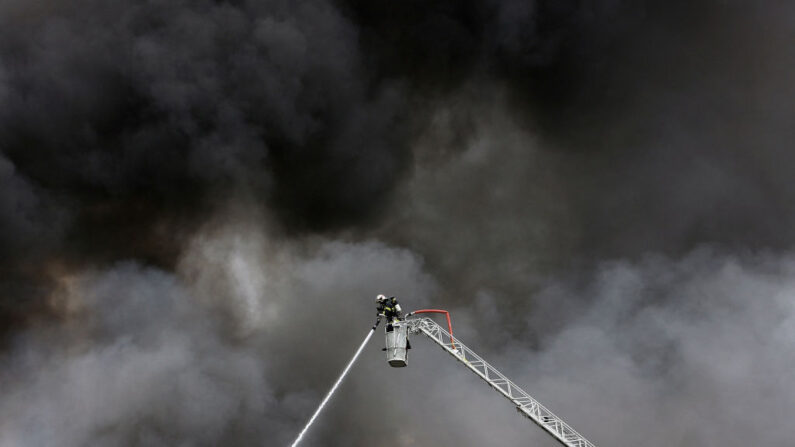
top-left (402, 317), bottom-right (596, 447)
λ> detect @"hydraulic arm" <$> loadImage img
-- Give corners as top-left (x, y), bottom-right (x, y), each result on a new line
top-left (399, 317), bottom-right (596, 447)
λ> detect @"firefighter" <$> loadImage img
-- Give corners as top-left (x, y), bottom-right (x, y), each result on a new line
top-left (376, 294), bottom-right (410, 349)
top-left (376, 294), bottom-right (403, 324)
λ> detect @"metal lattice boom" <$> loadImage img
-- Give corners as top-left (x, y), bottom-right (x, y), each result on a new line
top-left (402, 317), bottom-right (596, 447)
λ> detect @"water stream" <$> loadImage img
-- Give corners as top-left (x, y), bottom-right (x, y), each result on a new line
top-left (289, 328), bottom-right (376, 447)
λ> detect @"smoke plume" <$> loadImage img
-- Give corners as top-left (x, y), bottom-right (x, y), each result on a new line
top-left (2, 0), bottom-right (795, 446)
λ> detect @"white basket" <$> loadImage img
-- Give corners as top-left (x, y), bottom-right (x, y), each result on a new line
top-left (385, 322), bottom-right (408, 367)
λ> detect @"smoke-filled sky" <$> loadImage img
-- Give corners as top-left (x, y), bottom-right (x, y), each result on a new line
top-left (2, 1), bottom-right (795, 446)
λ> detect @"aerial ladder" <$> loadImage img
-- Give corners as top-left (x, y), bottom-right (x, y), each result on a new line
top-left (384, 309), bottom-right (596, 447)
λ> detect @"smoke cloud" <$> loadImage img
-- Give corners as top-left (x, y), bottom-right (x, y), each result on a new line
top-left (2, 0), bottom-right (795, 446)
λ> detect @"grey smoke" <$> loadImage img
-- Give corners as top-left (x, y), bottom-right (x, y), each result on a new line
top-left (0, 229), bottom-right (437, 446)
top-left (3, 1), bottom-right (795, 446)
top-left (4, 233), bottom-right (795, 446)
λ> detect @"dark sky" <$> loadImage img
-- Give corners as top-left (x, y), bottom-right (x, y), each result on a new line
top-left (2, 1), bottom-right (795, 446)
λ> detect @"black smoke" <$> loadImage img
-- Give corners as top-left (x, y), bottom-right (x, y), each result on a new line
top-left (2, 1), bottom-right (795, 446)
top-left (0, 0), bottom-right (413, 338)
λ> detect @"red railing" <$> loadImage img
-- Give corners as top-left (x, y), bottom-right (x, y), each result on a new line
top-left (409, 309), bottom-right (456, 350)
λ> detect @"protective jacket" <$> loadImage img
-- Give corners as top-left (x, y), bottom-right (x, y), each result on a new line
top-left (377, 296), bottom-right (403, 322)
